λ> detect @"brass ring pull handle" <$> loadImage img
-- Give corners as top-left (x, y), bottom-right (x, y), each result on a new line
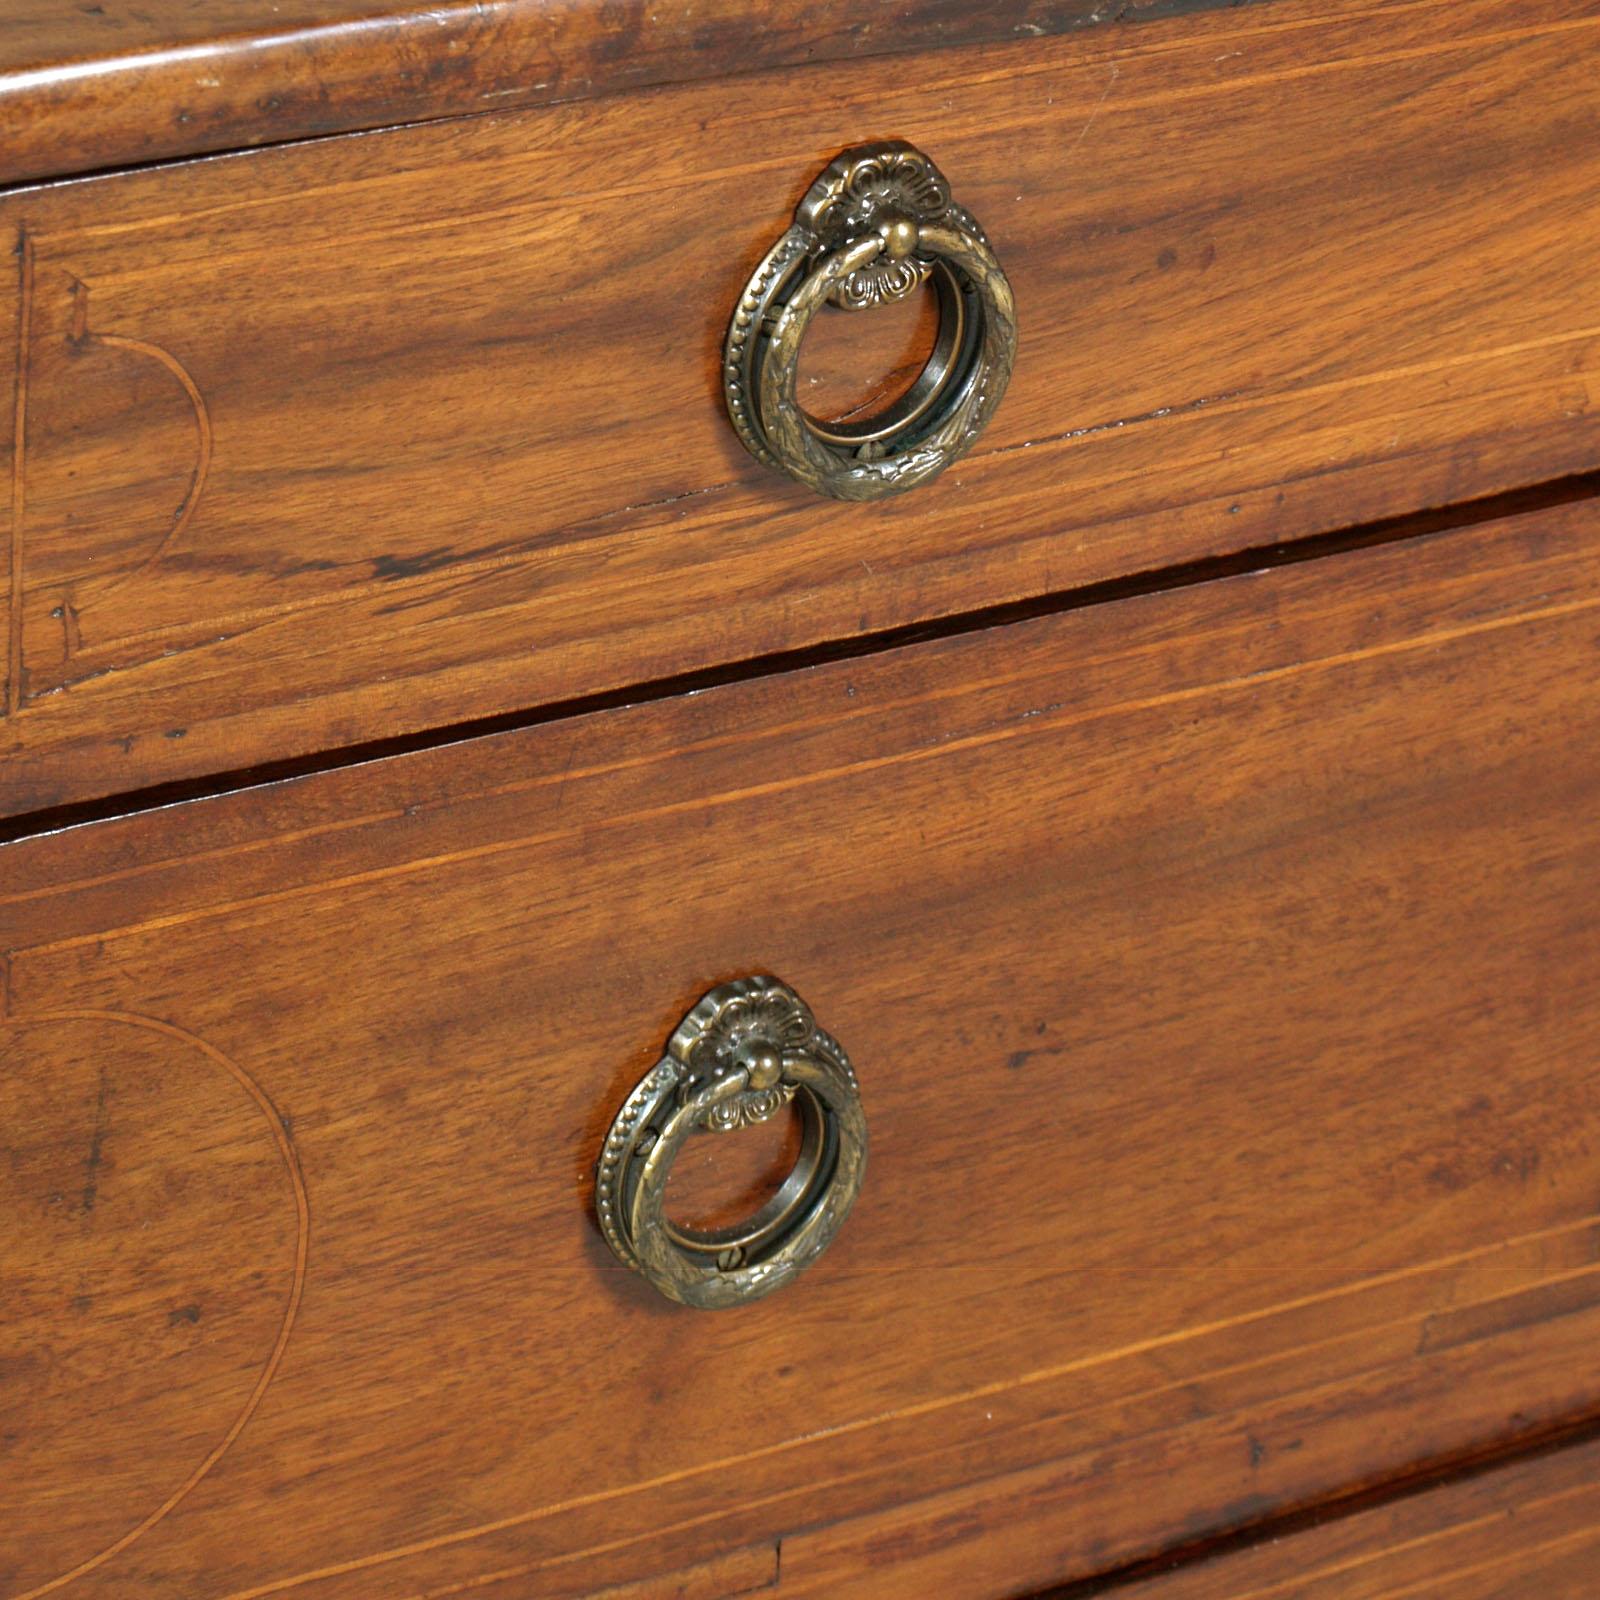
top-left (724, 141), bottom-right (1017, 501)
top-left (596, 978), bottom-right (867, 1309)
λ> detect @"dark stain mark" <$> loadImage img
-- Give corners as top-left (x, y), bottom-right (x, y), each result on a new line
top-left (1213, 1491), bottom-right (1276, 1530)
top-left (168, 1304), bottom-right (202, 1326)
top-left (1156, 246), bottom-right (1178, 270)
top-left (1248, 1434), bottom-right (1267, 1468)
top-left (71, 1294), bottom-right (91, 1314)
top-left (1007, 1042), bottom-right (1065, 1071)
top-left (80, 1066), bottom-right (111, 1214)
top-left (67, 277), bottom-right (91, 348)
top-left (1172, 1491), bottom-right (1277, 1549)
top-left (370, 546), bottom-right (459, 582)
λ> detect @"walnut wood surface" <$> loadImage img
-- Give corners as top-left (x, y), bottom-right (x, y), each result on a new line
top-left (0, 0), bottom-right (1281, 190)
top-left (6, 0), bottom-right (1600, 818)
top-left (5, 499), bottom-right (1600, 1597)
top-left (1110, 1434), bottom-right (1600, 1598)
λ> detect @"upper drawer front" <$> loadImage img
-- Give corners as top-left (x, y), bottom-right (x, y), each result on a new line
top-left (6, 498), bottom-right (1600, 1599)
top-left (6, 0), bottom-right (1600, 816)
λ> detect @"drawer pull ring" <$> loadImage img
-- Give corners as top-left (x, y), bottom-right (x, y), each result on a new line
top-left (724, 141), bottom-right (1017, 501)
top-left (596, 977), bottom-right (867, 1308)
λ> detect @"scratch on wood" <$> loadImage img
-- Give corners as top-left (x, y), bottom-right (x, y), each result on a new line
top-left (1067, 63), bottom-right (1121, 161)
top-left (990, 388), bottom-right (1247, 460)
top-left (553, 741), bottom-right (577, 815)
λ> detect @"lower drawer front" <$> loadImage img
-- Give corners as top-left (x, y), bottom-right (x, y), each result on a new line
top-left (5, 500), bottom-right (1600, 1599)
top-left (1114, 1434), bottom-right (1600, 1600)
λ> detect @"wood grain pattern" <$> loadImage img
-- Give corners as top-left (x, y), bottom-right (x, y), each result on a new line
top-left (575, 1544), bottom-right (778, 1600)
top-left (5, 498), bottom-right (1600, 1597)
top-left (0, 0), bottom-right (1282, 190)
top-left (6, 0), bottom-right (1600, 818)
top-left (1108, 1434), bottom-right (1600, 1598)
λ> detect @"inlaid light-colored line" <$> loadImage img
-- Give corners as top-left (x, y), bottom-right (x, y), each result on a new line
top-left (17, 589), bottom-right (1600, 957)
top-left (7, 1010), bottom-right (309, 1600)
top-left (211, 1219), bottom-right (1600, 1600)
top-left (1370, 1523), bottom-right (1600, 1600)
top-left (34, 2), bottom-right (1594, 251)
top-left (84, 330), bottom-right (213, 603)
top-left (1201, 1477), bottom-right (1600, 1600)
top-left (393, 1319), bottom-right (1600, 1600)
top-left (33, 313), bottom-right (1600, 676)
top-left (2, 281), bottom-right (213, 712)
top-left (1, 520), bottom-right (1586, 912)
top-left (400, 1467), bottom-right (1600, 1600)
top-left (403, 1536), bottom-right (777, 1600)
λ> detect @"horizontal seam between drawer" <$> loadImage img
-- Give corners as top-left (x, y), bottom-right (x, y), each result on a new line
top-left (12, 584), bottom-right (1600, 949)
top-left (24, 3), bottom-right (1595, 240)
top-left (0, 0), bottom-right (1491, 207)
top-left (198, 1233), bottom-right (1600, 1599)
top-left (1040, 1409), bottom-right (1600, 1598)
top-left (4, 465), bottom-right (1598, 854)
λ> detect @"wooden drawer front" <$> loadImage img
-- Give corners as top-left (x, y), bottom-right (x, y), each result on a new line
top-left (1112, 1435), bottom-right (1600, 1599)
top-left (6, 499), bottom-right (1600, 1598)
top-left (7, 0), bottom-right (1600, 816)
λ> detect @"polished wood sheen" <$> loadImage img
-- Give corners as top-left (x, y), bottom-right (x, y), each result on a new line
top-left (5, 499), bottom-right (1600, 1597)
top-left (6, 0), bottom-right (1600, 816)
top-left (0, 0), bottom-right (1281, 189)
top-left (1113, 1435), bottom-right (1600, 1598)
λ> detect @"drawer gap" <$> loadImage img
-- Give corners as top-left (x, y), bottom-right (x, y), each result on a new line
top-left (1036, 1406), bottom-right (1600, 1599)
top-left (5, 465), bottom-right (1599, 847)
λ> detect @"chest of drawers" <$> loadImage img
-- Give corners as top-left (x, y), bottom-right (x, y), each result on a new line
top-left (4, 3), bottom-right (1600, 1596)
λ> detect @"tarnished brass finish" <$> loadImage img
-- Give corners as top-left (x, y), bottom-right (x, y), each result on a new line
top-left (725, 141), bottom-right (1016, 501)
top-left (596, 977), bottom-right (867, 1309)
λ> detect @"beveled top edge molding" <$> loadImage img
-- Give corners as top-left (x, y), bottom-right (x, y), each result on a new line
top-left (0, 0), bottom-right (1284, 192)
